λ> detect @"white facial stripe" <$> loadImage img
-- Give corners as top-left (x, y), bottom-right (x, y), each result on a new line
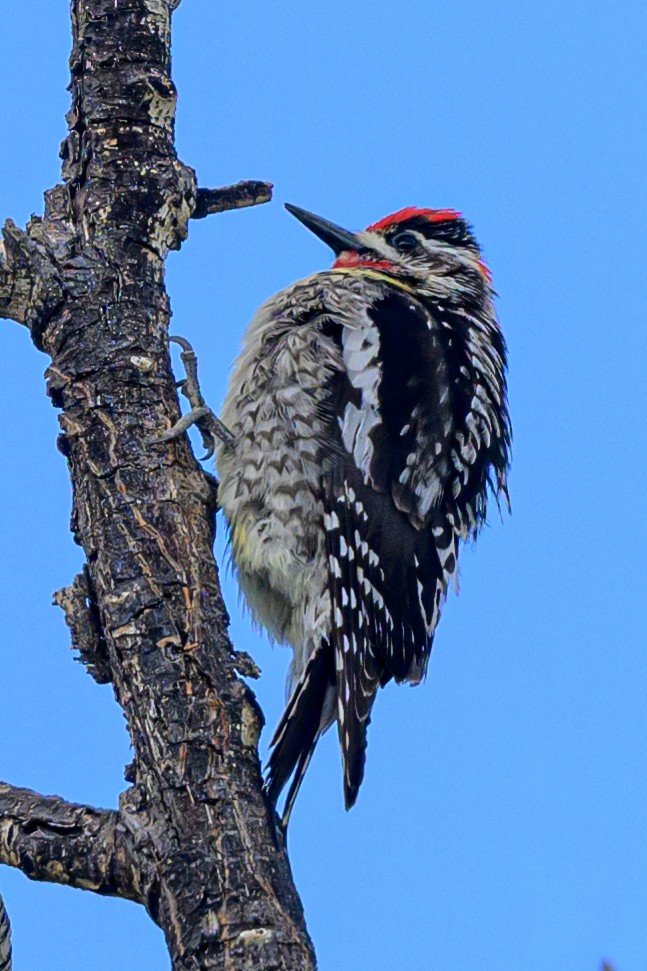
top-left (352, 229), bottom-right (486, 291)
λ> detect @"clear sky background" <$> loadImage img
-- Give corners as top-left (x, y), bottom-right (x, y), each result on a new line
top-left (1, 1), bottom-right (646, 969)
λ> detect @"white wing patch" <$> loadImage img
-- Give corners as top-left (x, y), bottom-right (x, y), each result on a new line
top-left (339, 324), bottom-right (382, 479)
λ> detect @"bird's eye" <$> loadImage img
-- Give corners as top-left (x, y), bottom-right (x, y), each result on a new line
top-left (392, 232), bottom-right (419, 253)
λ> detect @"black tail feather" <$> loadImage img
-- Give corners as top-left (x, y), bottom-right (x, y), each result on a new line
top-left (280, 741), bottom-right (318, 829)
top-left (341, 721), bottom-right (369, 810)
top-left (265, 642), bottom-right (334, 824)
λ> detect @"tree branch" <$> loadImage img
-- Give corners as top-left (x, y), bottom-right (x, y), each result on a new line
top-left (193, 181), bottom-right (273, 219)
top-left (54, 567), bottom-right (112, 685)
top-left (0, 219), bottom-right (63, 340)
top-left (0, 0), bottom-right (317, 968)
top-left (0, 783), bottom-right (140, 901)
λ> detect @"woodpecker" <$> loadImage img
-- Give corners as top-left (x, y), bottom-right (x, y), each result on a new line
top-left (0, 893), bottom-right (10, 971)
top-left (216, 203), bottom-right (511, 824)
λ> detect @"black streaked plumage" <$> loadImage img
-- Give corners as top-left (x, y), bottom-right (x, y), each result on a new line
top-left (217, 204), bottom-right (510, 824)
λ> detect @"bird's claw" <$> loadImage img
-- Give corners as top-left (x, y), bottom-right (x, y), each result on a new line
top-left (149, 335), bottom-right (235, 460)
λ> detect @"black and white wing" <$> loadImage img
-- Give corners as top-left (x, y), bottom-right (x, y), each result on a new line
top-left (325, 287), bottom-right (460, 807)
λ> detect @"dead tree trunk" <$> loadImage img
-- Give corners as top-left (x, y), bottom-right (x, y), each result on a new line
top-left (0, 2), bottom-right (316, 968)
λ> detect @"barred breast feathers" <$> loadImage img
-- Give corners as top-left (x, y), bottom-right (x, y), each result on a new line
top-left (216, 273), bottom-right (394, 674)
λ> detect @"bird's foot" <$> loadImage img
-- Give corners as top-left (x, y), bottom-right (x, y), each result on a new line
top-left (150, 335), bottom-right (235, 461)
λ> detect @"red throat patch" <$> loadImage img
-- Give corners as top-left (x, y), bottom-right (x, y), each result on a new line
top-left (366, 207), bottom-right (462, 232)
top-left (477, 260), bottom-right (492, 282)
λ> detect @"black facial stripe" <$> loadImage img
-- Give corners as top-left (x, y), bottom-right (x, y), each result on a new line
top-left (387, 216), bottom-right (477, 248)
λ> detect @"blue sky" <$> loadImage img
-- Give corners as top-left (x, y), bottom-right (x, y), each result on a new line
top-left (1, 0), bottom-right (646, 968)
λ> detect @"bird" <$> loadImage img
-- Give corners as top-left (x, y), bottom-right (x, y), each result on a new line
top-left (216, 202), bottom-right (511, 825)
top-left (0, 893), bottom-right (11, 971)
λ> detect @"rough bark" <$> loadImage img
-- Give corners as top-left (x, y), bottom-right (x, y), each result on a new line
top-left (0, 2), bottom-right (316, 969)
top-left (0, 783), bottom-right (138, 900)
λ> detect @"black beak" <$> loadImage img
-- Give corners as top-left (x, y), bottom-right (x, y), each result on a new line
top-left (285, 204), bottom-right (362, 255)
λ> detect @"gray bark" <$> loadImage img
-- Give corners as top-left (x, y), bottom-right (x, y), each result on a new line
top-left (0, 2), bottom-right (315, 969)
